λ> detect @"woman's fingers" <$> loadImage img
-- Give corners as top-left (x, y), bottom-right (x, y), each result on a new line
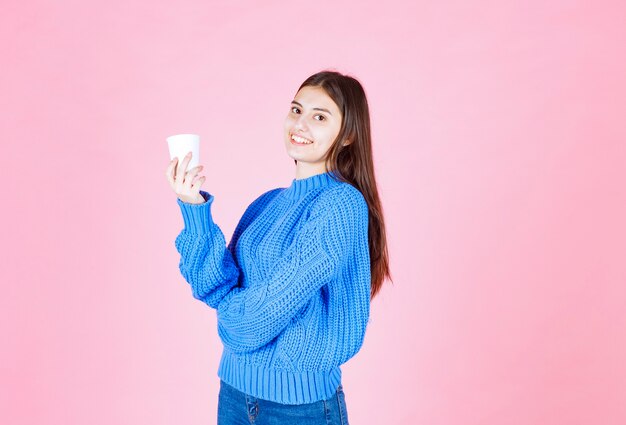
top-left (170, 152), bottom-right (190, 185)
top-left (179, 151), bottom-right (193, 181)
top-left (165, 152), bottom-right (206, 204)
top-left (165, 157), bottom-right (178, 187)
top-left (182, 165), bottom-right (204, 190)
top-left (191, 175), bottom-right (206, 193)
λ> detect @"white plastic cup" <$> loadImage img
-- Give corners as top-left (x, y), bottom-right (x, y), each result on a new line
top-left (167, 133), bottom-right (200, 177)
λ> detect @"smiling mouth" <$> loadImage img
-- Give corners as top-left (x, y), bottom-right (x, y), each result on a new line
top-left (291, 134), bottom-right (313, 145)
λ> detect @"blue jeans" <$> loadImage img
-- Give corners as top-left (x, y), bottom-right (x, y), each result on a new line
top-left (217, 379), bottom-right (350, 425)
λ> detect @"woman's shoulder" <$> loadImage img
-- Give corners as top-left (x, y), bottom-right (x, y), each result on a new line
top-left (244, 187), bottom-right (283, 212)
top-left (252, 187), bottom-right (284, 203)
top-left (324, 180), bottom-right (366, 201)
top-left (313, 182), bottom-right (368, 216)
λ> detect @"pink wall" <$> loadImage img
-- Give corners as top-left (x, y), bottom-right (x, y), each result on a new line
top-left (2, 1), bottom-right (625, 424)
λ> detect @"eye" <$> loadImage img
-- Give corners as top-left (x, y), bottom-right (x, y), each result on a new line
top-left (291, 107), bottom-right (327, 121)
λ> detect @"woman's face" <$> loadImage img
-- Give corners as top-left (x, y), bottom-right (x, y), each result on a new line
top-left (284, 85), bottom-right (343, 176)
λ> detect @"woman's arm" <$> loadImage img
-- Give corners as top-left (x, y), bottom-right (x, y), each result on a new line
top-left (215, 185), bottom-right (370, 354)
top-left (174, 189), bottom-right (279, 308)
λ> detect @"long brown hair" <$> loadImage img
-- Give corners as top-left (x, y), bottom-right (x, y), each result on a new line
top-left (293, 70), bottom-right (393, 300)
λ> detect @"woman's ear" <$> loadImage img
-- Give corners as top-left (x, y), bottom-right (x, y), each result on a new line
top-left (342, 139), bottom-right (352, 147)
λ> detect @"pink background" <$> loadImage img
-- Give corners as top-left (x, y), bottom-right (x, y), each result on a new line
top-left (2, 1), bottom-right (625, 424)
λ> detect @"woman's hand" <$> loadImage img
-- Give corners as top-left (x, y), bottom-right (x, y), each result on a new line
top-left (165, 151), bottom-right (206, 204)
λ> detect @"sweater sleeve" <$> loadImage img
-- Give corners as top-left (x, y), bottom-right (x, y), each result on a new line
top-left (215, 185), bottom-right (369, 354)
top-left (174, 189), bottom-right (277, 308)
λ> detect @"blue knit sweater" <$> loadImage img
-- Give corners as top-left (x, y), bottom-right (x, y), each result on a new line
top-left (174, 170), bottom-right (371, 405)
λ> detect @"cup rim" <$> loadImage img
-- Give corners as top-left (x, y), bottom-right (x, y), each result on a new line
top-left (166, 133), bottom-right (200, 141)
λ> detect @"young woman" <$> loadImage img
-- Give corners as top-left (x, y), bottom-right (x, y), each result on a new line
top-left (165, 70), bottom-right (392, 425)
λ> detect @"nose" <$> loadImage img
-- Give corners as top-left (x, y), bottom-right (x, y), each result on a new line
top-left (293, 114), bottom-right (308, 132)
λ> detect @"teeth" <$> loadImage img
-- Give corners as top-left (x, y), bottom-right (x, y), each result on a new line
top-left (292, 135), bottom-right (313, 144)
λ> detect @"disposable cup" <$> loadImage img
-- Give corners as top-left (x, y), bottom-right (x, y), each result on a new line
top-left (167, 133), bottom-right (200, 177)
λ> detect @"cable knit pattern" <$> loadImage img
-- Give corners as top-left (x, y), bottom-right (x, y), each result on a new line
top-left (174, 170), bottom-right (371, 404)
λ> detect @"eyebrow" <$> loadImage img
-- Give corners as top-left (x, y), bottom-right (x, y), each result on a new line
top-left (291, 100), bottom-right (333, 116)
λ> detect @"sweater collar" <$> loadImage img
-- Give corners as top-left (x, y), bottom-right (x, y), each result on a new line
top-left (282, 170), bottom-right (341, 199)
